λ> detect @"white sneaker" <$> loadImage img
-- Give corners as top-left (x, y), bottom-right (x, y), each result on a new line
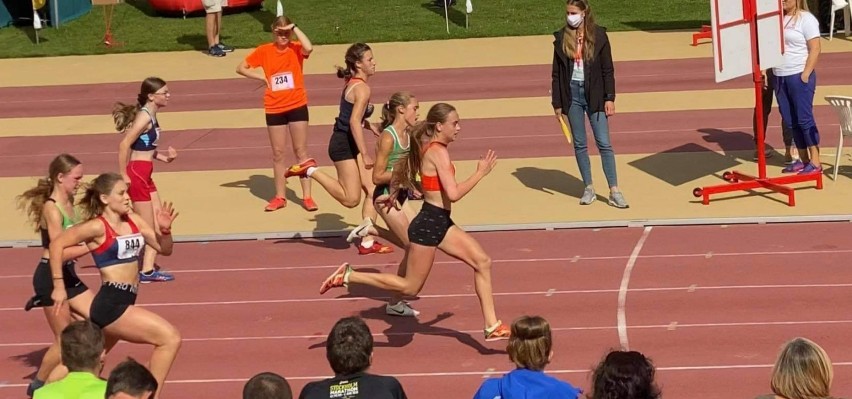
top-left (346, 217), bottom-right (373, 243)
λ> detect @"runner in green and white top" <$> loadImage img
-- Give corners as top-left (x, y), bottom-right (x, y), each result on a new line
top-left (347, 91), bottom-right (422, 317)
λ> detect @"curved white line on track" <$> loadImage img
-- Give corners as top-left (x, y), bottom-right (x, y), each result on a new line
top-left (617, 226), bottom-right (653, 350)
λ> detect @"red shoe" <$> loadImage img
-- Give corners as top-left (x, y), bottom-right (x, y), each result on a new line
top-left (320, 263), bottom-right (352, 294)
top-left (265, 197), bottom-right (287, 212)
top-left (358, 241), bottom-right (394, 255)
top-left (485, 321), bottom-right (511, 341)
top-left (303, 197), bottom-right (318, 212)
top-left (285, 158), bottom-right (318, 178)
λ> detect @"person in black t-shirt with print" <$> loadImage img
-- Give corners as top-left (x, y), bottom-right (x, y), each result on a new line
top-left (299, 317), bottom-right (407, 399)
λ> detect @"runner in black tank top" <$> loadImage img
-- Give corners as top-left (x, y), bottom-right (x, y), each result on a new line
top-left (285, 43), bottom-right (393, 255)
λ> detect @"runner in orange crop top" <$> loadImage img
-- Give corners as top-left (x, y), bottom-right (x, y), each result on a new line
top-left (419, 141), bottom-right (456, 192)
top-left (319, 102), bottom-right (512, 342)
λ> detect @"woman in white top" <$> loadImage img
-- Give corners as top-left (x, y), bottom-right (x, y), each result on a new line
top-left (774, 0), bottom-right (822, 175)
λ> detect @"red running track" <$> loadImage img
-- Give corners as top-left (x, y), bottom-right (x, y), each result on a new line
top-left (1, 222), bottom-right (851, 398)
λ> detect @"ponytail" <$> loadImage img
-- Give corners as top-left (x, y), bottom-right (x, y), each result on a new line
top-left (15, 153), bottom-right (82, 231)
top-left (80, 173), bottom-right (123, 221)
top-left (113, 77), bottom-right (167, 133)
top-left (336, 43), bottom-right (371, 80)
top-left (379, 91), bottom-right (415, 132)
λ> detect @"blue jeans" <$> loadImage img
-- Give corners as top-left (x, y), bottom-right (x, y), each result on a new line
top-left (566, 80), bottom-right (618, 187)
top-left (775, 71), bottom-right (820, 149)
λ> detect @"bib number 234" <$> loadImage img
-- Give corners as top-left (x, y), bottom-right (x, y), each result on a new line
top-left (271, 72), bottom-right (295, 91)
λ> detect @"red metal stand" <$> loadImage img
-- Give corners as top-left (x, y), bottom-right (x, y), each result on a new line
top-left (692, 0), bottom-right (822, 206)
top-left (692, 25), bottom-right (713, 46)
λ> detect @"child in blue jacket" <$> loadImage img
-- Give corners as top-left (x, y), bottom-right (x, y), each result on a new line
top-left (474, 316), bottom-right (582, 399)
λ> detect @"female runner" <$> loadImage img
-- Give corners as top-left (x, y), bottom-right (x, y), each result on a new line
top-left (318, 103), bottom-right (511, 341)
top-left (49, 173), bottom-right (181, 399)
top-left (237, 16), bottom-right (318, 212)
top-left (286, 42), bottom-right (390, 255)
top-left (114, 77), bottom-right (176, 283)
top-left (17, 154), bottom-right (98, 396)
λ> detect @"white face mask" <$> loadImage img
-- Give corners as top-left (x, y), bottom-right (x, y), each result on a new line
top-left (567, 14), bottom-right (583, 28)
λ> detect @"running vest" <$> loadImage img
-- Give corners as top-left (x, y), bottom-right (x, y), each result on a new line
top-left (40, 198), bottom-right (78, 248)
top-left (333, 78), bottom-right (374, 134)
top-left (130, 108), bottom-right (160, 151)
top-left (384, 125), bottom-right (410, 172)
top-left (90, 216), bottom-right (144, 269)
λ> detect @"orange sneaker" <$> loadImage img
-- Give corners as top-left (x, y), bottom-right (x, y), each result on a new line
top-left (320, 263), bottom-right (352, 294)
top-left (303, 197), bottom-right (318, 212)
top-left (358, 241), bottom-right (394, 255)
top-left (285, 158), bottom-right (318, 178)
top-left (265, 197), bottom-right (287, 212)
top-left (485, 321), bottom-right (511, 341)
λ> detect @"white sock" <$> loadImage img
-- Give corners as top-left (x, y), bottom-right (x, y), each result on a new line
top-left (361, 237), bottom-right (375, 248)
top-left (306, 166), bottom-right (317, 177)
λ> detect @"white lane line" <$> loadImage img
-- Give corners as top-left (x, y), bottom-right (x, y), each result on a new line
top-left (618, 226), bottom-right (653, 350)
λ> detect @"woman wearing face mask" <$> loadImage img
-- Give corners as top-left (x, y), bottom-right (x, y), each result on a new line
top-left (550, 0), bottom-right (628, 209)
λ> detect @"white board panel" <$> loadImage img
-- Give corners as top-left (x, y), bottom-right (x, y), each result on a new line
top-left (711, 0), bottom-right (754, 82)
top-left (756, 0), bottom-right (785, 70)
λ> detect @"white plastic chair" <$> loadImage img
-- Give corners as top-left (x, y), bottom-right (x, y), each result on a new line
top-left (830, 0), bottom-right (852, 40)
top-left (824, 95), bottom-right (852, 181)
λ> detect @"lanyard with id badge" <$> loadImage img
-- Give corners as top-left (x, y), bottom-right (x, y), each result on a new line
top-left (116, 233), bottom-right (144, 260)
top-left (271, 72), bottom-right (295, 92)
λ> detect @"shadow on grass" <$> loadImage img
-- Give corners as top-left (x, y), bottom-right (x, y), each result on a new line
top-left (420, 0), bottom-right (466, 30)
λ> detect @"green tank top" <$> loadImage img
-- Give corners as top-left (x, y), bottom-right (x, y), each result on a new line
top-left (384, 125), bottom-right (410, 172)
top-left (40, 198), bottom-right (79, 248)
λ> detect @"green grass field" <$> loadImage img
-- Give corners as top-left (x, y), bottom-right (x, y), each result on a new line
top-left (0, 0), bottom-right (710, 58)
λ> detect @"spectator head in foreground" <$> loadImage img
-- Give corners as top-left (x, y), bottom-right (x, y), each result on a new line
top-left (243, 372), bottom-right (292, 399)
top-left (61, 320), bottom-right (106, 374)
top-left (588, 349), bottom-right (661, 399)
top-left (769, 337), bottom-right (834, 399)
top-left (327, 316), bottom-right (373, 375)
top-left (474, 315), bottom-right (582, 399)
top-left (105, 358), bottom-right (158, 399)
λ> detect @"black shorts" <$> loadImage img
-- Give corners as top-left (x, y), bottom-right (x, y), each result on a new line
top-left (90, 282), bottom-right (138, 329)
top-left (328, 130), bottom-right (359, 162)
top-left (265, 104), bottom-right (309, 126)
top-left (373, 184), bottom-right (408, 206)
top-left (26, 258), bottom-right (88, 311)
top-left (408, 202), bottom-right (455, 247)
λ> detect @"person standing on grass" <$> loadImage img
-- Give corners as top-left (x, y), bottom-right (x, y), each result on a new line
top-left (550, 0), bottom-right (628, 209)
top-left (202, 0), bottom-right (234, 57)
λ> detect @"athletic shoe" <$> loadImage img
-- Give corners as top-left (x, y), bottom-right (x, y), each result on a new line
top-left (208, 45), bottom-right (226, 57)
top-left (782, 160), bottom-right (804, 173)
top-left (320, 263), bottom-right (352, 294)
top-left (347, 217), bottom-right (373, 243)
top-left (140, 270), bottom-right (175, 283)
top-left (217, 42), bottom-right (234, 52)
top-left (797, 163), bottom-right (822, 175)
top-left (608, 191), bottom-right (629, 209)
top-left (358, 241), bottom-right (394, 255)
top-left (303, 197), bottom-right (318, 212)
top-left (265, 197), bottom-right (287, 212)
top-left (386, 300), bottom-right (420, 317)
top-left (485, 321), bottom-right (511, 341)
top-left (580, 186), bottom-right (595, 205)
top-left (284, 158), bottom-right (317, 178)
